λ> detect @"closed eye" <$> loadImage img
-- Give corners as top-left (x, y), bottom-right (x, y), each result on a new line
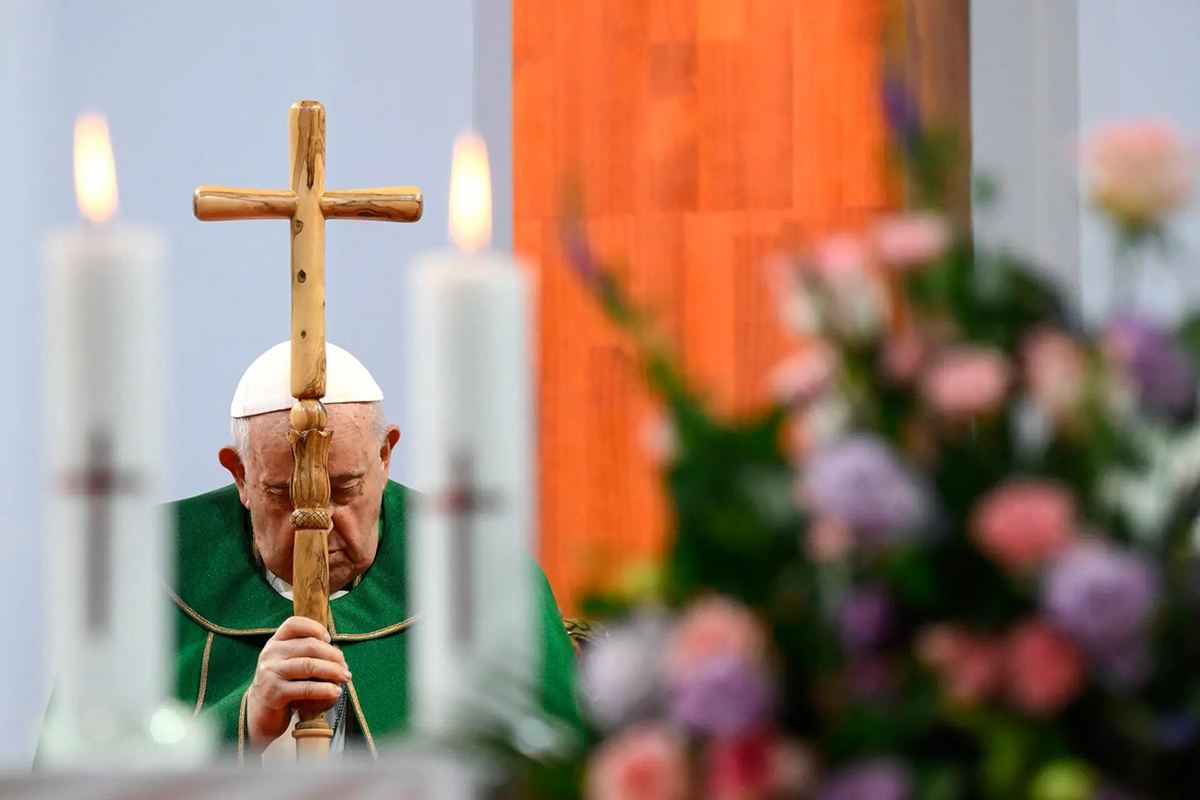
top-left (332, 481), bottom-right (364, 504)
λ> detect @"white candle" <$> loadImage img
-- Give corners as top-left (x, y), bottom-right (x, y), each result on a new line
top-left (41, 114), bottom-right (201, 765)
top-left (410, 135), bottom-right (536, 736)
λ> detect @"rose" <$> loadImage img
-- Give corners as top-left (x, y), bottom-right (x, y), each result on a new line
top-left (665, 596), bottom-right (766, 681)
top-left (920, 346), bottom-right (1012, 421)
top-left (1023, 329), bottom-right (1088, 423)
top-left (1004, 619), bottom-right (1086, 716)
top-left (871, 211), bottom-right (951, 271)
top-left (587, 724), bottom-right (689, 800)
top-left (971, 480), bottom-right (1076, 571)
top-left (917, 625), bottom-right (1004, 705)
top-left (707, 734), bottom-right (819, 800)
top-left (1083, 120), bottom-right (1193, 232)
top-left (769, 342), bottom-right (840, 407)
top-left (807, 233), bottom-right (890, 341)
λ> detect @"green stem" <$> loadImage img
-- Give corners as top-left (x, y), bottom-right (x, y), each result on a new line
top-left (1112, 235), bottom-right (1143, 318)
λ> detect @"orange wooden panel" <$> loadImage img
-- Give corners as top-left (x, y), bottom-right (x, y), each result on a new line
top-left (515, 0), bottom-right (891, 611)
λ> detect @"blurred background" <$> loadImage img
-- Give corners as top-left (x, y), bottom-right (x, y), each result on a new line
top-left (5, 0), bottom-right (1200, 778)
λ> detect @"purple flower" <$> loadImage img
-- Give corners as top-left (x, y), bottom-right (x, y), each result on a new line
top-left (1105, 315), bottom-right (1196, 418)
top-left (558, 215), bottom-right (602, 288)
top-left (838, 587), bottom-right (895, 653)
top-left (799, 435), bottom-right (931, 546)
top-left (579, 613), bottom-right (670, 730)
top-left (818, 757), bottom-right (912, 800)
top-left (882, 72), bottom-right (921, 147)
top-left (1043, 541), bottom-right (1160, 657)
top-left (668, 655), bottom-right (774, 739)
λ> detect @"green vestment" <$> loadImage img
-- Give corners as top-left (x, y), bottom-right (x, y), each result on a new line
top-left (168, 480), bottom-right (579, 759)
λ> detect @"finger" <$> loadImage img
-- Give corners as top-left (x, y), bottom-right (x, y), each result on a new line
top-left (272, 656), bottom-right (352, 684)
top-left (267, 638), bottom-right (348, 668)
top-left (273, 616), bottom-right (331, 643)
top-left (267, 680), bottom-right (343, 706)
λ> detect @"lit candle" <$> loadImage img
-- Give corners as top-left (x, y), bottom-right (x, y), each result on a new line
top-left (409, 135), bottom-right (536, 735)
top-left (41, 114), bottom-right (207, 765)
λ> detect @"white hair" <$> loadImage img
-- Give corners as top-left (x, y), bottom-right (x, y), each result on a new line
top-left (231, 400), bottom-right (388, 459)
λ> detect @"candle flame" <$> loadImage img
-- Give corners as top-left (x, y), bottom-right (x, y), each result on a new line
top-left (448, 134), bottom-right (491, 252)
top-left (74, 113), bottom-right (118, 224)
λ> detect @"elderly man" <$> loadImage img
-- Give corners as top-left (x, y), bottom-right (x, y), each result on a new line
top-left (168, 342), bottom-right (578, 759)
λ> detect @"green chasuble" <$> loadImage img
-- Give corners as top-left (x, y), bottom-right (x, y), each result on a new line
top-left (168, 480), bottom-right (579, 759)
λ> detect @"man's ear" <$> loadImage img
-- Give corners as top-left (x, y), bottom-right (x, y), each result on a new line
top-left (380, 425), bottom-right (401, 477)
top-left (218, 446), bottom-right (250, 506)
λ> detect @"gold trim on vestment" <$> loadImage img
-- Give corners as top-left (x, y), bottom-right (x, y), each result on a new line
top-left (331, 614), bottom-right (421, 642)
top-left (194, 631), bottom-right (215, 714)
top-left (327, 615), bottom-right (375, 758)
top-left (237, 686), bottom-right (249, 762)
top-left (166, 584), bottom-right (419, 641)
top-left (345, 679), bottom-right (377, 757)
top-left (168, 587), bottom-right (278, 636)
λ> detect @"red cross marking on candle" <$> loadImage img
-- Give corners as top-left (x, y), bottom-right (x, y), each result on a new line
top-left (62, 430), bottom-right (141, 635)
top-left (436, 452), bottom-right (502, 650)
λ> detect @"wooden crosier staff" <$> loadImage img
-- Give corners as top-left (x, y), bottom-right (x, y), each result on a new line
top-left (193, 101), bottom-right (422, 761)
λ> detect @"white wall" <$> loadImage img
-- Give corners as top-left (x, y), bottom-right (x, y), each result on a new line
top-left (0, 0), bottom-right (509, 770)
top-left (971, 0), bottom-right (1082, 302)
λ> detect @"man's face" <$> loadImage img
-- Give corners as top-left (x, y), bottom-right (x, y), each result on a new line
top-left (220, 403), bottom-right (400, 592)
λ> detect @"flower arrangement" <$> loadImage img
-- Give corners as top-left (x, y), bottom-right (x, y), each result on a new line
top-left (525, 92), bottom-right (1200, 800)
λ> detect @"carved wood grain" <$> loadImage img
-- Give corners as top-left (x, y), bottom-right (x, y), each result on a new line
top-left (289, 101), bottom-right (328, 400)
top-left (288, 414), bottom-right (334, 745)
top-left (193, 188), bottom-right (296, 221)
top-left (321, 188), bottom-right (424, 222)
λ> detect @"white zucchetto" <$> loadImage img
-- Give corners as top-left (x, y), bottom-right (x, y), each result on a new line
top-left (230, 341), bottom-right (383, 418)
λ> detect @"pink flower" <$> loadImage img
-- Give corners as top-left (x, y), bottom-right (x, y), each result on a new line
top-left (920, 346), bottom-right (1012, 420)
top-left (765, 253), bottom-right (819, 337)
top-left (971, 480), bottom-right (1076, 571)
top-left (880, 333), bottom-right (928, 385)
top-left (807, 233), bottom-right (890, 341)
top-left (1004, 619), bottom-right (1086, 716)
top-left (917, 625), bottom-right (1004, 705)
top-left (707, 730), bottom-right (774, 800)
top-left (871, 211), bottom-right (951, 271)
top-left (666, 596), bottom-right (766, 681)
top-left (587, 724), bottom-right (689, 800)
top-left (1023, 329), bottom-right (1088, 421)
top-left (811, 232), bottom-right (869, 284)
top-left (707, 734), bottom-right (820, 800)
top-left (769, 343), bottom-right (840, 406)
top-left (1083, 120), bottom-right (1194, 230)
top-left (806, 518), bottom-right (853, 563)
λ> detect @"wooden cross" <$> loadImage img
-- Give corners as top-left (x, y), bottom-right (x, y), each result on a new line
top-left (62, 430), bottom-right (141, 636)
top-left (437, 452), bottom-right (502, 651)
top-left (193, 101), bottom-right (422, 761)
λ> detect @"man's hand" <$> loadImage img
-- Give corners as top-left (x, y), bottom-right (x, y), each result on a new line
top-left (247, 616), bottom-right (351, 747)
